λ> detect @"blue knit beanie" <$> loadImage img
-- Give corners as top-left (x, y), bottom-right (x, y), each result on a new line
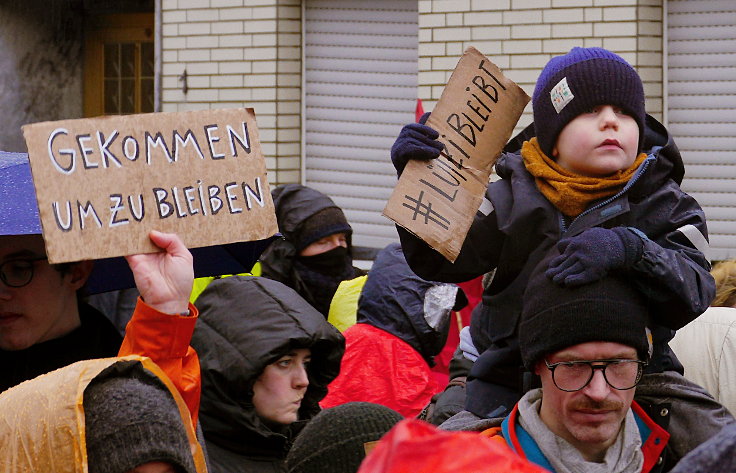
top-left (532, 47), bottom-right (646, 157)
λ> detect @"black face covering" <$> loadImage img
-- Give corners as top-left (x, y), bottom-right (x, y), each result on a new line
top-left (295, 246), bottom-right (355, 317)
top-left (297, 246), bottom-right (353, 273)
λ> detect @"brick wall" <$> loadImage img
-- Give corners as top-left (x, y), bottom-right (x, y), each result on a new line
top-left (159, 0), bottom-right (665, 183)
top-left (159, 0), bottom-right (301, 185)
top-left (418, 0), bottom-right (665, 135)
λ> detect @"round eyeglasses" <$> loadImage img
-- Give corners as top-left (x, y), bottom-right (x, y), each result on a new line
top-left (544, 358), bottom-right (647, 392)
top-left (0, 257), bottom-right (49, 288)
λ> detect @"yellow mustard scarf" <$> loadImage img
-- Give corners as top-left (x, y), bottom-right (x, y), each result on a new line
top-left (521, 137), bottom-right (646, 217)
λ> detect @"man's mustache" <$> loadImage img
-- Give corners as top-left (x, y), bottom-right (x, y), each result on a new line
top-left (569, 398), bottom-right (624, 411)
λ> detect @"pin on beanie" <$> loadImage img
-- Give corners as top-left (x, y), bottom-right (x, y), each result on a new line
top-left (532, 47), bottom-right (646, 158)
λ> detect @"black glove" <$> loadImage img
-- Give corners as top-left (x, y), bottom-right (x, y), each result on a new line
top-left (546, 227), bottom-right (643, 287)
top-left (390, 112), bottom-right (444, 176)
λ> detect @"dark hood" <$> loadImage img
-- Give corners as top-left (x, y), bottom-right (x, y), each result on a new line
top-left (191, 276), bottom-right (345, 458)
top-left (270, 184), bottom-right (344, 240)
top-left (260, 184), bottom-right (354, 291)
top-left (357, 243), bottom-right (465, 366)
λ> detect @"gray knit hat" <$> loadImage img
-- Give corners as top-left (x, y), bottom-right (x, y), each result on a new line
top-left (84, 370), bottom-right (197, 473)
top-left (286, 402), bottom-right (403, 473)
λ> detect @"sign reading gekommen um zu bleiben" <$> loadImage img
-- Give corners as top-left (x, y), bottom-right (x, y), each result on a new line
top-left (22, 108), bottom-right (278, 263)
top-left (383, 47), bottom-right (530, 263)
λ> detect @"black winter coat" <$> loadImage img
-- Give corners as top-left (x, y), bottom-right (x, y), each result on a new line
top-left (399, 116), bottom-right (716, 417)
top-left (0, 302), bottom-right (122, 393)
top-left (191, 276), bottom-right (345, 473)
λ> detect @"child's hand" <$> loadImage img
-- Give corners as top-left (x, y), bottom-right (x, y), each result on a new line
top-left (546, 227), bottom-right (643, 286)
top-left (390, 112), bottom-right (444, 177)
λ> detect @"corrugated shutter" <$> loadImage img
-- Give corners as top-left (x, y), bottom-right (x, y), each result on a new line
top-left (667, 0), bottom-right (736, 260)
top-left (304, 0), bottom-right (418, 250)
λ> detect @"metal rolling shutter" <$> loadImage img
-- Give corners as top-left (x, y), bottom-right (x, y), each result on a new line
top-left (667, 0), bottom-right (736, 260)
top-left (304, 0), bottom-right (418, 251)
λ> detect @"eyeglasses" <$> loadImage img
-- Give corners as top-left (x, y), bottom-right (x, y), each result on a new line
top-left (0, 257), bottom-right (49, 288)
top-left (544, 358), bottom-right (647, 392)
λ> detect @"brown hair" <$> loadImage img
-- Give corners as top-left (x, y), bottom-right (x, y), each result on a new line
top-left (711, 259), bottom-right (736, 308)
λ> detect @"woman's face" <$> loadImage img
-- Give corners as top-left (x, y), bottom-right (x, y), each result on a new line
top-left (252, 348), bottom-right (311, 426)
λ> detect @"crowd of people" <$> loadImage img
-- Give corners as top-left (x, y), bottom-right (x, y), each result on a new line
top-left (2, 46), bottom-right (736, 473)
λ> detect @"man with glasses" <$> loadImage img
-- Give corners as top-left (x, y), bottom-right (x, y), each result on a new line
top-left (0, 153), bottom-right (123, 392)
top-left (479, 258), bottom-right (670, 472)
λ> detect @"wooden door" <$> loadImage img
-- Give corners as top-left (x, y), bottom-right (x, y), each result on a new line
top-left (84, 13), bottom-right (154, 117)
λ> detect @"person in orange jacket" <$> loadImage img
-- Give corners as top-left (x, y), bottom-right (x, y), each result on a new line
top-left (118, 229), bottom-right (201, 427)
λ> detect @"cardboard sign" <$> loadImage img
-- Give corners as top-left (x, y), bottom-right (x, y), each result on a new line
top-left (383, 47), bottom-right (530, 262)
top-left (22, 108), bottom-right (278, 263)
top-left (364, 440), bottom-right (379, 456)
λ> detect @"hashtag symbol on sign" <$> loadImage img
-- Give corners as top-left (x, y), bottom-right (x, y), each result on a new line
top-left (402, 191), bottom-right (450, 230)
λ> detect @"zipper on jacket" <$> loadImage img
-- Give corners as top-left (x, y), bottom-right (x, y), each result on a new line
top-left (558, 151), bottom-right (658, 234)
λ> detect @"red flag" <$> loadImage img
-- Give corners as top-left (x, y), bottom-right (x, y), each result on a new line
top-left (415, 98), bottom-right (425, 123)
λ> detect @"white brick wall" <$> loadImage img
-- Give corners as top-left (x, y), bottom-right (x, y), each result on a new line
top-left (160, 0), bottom-right (665, 184)
top-left (418, 0), bottom-right (665, 135)
top-left (160, 0), bottom-right (301, 186)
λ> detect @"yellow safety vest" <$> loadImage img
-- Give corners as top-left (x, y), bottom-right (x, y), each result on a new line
top-left (189, 262), bottom-right (261, 304)
top-left (327, 275), bottom-right (368, 332)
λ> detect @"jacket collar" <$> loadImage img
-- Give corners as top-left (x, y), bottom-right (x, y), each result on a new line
top-left (501, 400), bottom-right (669, 473)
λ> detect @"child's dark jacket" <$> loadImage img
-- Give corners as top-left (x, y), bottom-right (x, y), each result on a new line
top-left (398, 115), bottom-right (715, 414)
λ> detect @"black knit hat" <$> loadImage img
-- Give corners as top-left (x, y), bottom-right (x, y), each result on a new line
top-left (532, 47), bottom-right (646, 157)
top-left (294, 206), bottom-right (352, 252)
top-left (519, 252), bottom-right (651, 370)
top-left (84, 372), bottom-right (197, 473)
top-left (286, 402), bottom-right (403, 473)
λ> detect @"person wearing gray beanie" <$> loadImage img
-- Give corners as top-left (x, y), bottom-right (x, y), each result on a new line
top-left (286, 402), bottom-right (403, 473)
top-left (0, 357), bottom-right (205, 473)
top-left (84, 369), bottom-right (198, 473)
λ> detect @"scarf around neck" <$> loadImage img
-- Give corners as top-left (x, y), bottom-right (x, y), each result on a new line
top-left (516, 388), bottom-right (644, 473)
top-left (521, 137), bottom-right (646, 217)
